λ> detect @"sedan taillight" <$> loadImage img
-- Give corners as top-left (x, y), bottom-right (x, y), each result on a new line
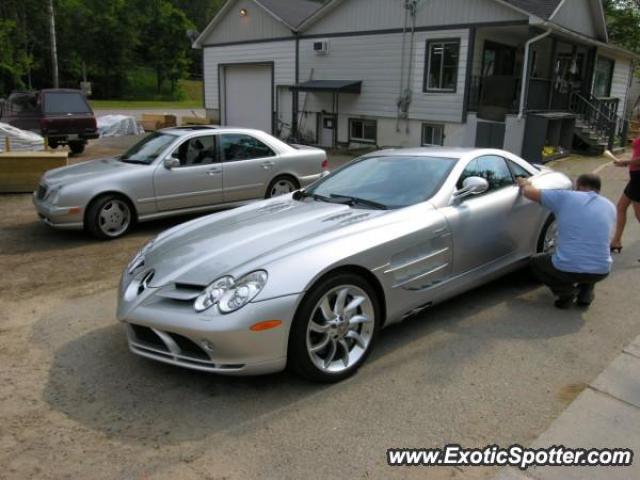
top-left (321, 159), bottom-right (329, 170)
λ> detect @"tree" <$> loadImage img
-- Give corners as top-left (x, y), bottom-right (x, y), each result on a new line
top-left (137, 0), bottom-right (195, 93)
top-left (604, 0), bottom-right (640, 54)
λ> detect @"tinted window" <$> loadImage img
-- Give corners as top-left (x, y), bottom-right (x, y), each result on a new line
top-left (458, 155), bottom-right (514, 191)
top-left (174, 136), bottom-right (217, 166)
top-left (221, 134), bottom-right (275, 161)
top-left (43, 92), bottom-right (91, 114)
top-left (120, 132), bottom-right (177, 164)
top-left (9, 94), bottom-right (39, 113)
top-left (308, 156), bottom-right (456, 209)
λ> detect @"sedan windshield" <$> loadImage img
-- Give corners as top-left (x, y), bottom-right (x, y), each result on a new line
top-left (306, 155), bottom-right (456, 209)
top-left (120, 132), bottom-right (178, 164)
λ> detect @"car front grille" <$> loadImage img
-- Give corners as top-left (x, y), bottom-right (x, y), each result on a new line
top-left (127, 324), bottom-right (247, 371)
top-left (36, 184), bottom-right (48, 200)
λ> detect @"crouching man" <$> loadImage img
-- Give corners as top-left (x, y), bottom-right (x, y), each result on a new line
top-left (517, 174), bottom-right (616, 309)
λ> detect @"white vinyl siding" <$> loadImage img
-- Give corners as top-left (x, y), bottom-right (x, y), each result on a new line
top-left (199, 0), bottom-right (292, 46)
top-left (203, 40), bottom-right (295, 111)
top-left (304, 0), bottom-right (527, 35)
top-left (298, 30), bottom-right (469, 124)
top-left (609, 55), bottom-right (633, 117)
top-left (551, 0), bottom-right (599, 40)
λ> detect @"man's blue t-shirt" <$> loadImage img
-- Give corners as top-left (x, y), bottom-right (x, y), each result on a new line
top-left (540, 190), bottom-right (616, 275)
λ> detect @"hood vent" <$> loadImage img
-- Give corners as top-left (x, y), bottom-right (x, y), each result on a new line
top-left (257, 202), bottom-right (295, 214)
top-left (324, 211), bottom-right (371, 226)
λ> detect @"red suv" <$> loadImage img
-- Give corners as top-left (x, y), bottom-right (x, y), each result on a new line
top-left (0, 89), bottom-right (99, 154)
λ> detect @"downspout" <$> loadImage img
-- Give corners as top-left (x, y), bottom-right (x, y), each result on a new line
top-left (518, 29), bottom-right (552, 119)
top-left (396, 4), bottom-right (409, 132)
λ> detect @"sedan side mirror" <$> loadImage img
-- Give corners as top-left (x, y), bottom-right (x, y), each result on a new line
top-left (164, 157), bottom-right (181, 169)
top-left (453, 176), bottom-right (489, 200)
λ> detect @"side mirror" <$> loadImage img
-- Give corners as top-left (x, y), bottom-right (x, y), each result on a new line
top-left (164, 157), bottom-right (181, 169)
top-left (453, 176), bottom-right (489, 200)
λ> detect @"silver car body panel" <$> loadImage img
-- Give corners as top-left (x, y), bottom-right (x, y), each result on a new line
top-left (33, 127), bottom-right (326, 229)
top-left (117, 147), bottom-right (572, 375)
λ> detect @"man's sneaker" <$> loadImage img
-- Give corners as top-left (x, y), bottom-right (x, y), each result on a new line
top-left (554, 296), bottom-right (574, 309)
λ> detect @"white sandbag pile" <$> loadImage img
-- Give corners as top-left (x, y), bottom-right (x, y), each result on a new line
top-left (97, 115), bottom-right (144, 137)
top-left (0, 122), bottom-right (45, 152)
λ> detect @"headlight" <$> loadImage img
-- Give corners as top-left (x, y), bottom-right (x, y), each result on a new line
top-left (47, 185), bottom-right (63, 202)
top-left (193, 270), bottom-right (268, 314)
top-left (127, 239), bottom-right (155, 274)
top-left (193, 276), bottom-right (234, 313)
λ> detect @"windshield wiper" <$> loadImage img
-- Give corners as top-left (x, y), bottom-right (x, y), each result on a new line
top-left (329, 194), bottom-right (388, 210)
top-left (293, 190), bottom-right (333, 203)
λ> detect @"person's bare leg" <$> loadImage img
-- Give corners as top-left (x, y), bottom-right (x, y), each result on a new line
top-left (611, 194), bottom-right (631, 250)
top-left (633, 201), bottom-right (640, 223)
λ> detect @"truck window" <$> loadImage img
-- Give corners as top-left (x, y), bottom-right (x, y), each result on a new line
top-left (44, 92), bottom-right (92, 114)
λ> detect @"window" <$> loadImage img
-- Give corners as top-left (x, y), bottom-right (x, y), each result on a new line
top-left (422, 124), bottom-right (444, 146)
top-left (508, 160), bottom-right (532, 179)
top-left (221, 134), bottom-right (275, 161)
top-left (593, 56), bottom-right (615, 98)
top-left (43, 92), bottom-right (91, 114)
top-left (9, 93), bottom-right (39, 114)
top-left (424, 39), bottom-right (460, 92)
top-left (174, 135), bottom-right (218, 167)
top-left (120, 132), bottom-right (178, 164)
top-left (349, 118), bottom-right (377, 144)
top-left (308, 155), bottom-right (456, 209)
top-left (457, 155), bottom-right (514, 192)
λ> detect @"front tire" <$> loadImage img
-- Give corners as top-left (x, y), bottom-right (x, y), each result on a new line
top-left (288, 273), bottom-right (381, 382)
top-left (86, 194), bottom-right (133, 239)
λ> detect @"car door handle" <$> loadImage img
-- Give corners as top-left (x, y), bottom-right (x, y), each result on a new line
top-left (262, 161), bottom-right (275, 169)
top-left (206, 168), bottom-right (222, 176)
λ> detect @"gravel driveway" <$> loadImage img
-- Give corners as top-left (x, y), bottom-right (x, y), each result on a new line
top-left (1, 144), bottom-right (638, 480)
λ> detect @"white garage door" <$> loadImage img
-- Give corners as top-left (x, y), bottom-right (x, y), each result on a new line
top-left (223, 64), bottom-right (272, 133)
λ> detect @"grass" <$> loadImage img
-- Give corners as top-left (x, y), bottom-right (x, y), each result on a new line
top-left (90, 99), bottom-right (203, 110)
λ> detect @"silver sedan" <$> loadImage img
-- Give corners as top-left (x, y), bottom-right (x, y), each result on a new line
top-left (33, 126), bottom-right (328, 238)
top-left (117, 147), bottom-right (571, 382)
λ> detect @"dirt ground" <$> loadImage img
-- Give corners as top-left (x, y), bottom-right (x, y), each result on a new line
top-left (1, 139), bottom-right (639, 480)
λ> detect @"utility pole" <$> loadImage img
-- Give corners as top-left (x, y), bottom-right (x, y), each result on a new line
top-left (47, 0), bottom-right (59, 88)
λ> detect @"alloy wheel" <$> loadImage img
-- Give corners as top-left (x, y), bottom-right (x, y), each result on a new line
top-left (306, 285), bottom-right (375, 374)
top-left (99, 199), bottom-right (131, 238)
top-left (270, 179), bottom-right (296, 197)
top-left (543, 219), bottom-right (558, 253)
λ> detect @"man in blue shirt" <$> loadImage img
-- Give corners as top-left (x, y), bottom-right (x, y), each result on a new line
top-left (518, 173), bottom-right (616, 309)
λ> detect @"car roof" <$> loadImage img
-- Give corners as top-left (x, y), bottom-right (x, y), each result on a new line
top-left (160, 126), bottom-right (271, 137)
top-left (364, 147), bottom-right (519, 160)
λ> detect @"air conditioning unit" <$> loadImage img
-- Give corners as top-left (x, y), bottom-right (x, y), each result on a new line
top-left (313, 40), bottom-right (329, 55)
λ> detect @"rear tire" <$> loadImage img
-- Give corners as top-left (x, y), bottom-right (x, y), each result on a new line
top-left (537, 215), bottom-right (557, 254)
top-left (85, 194), bottom-right (134, 240)
top-left (266, 176), bottom-right (299, 198)
top-left (288, 273), bottom-right (381, 383)
top-left (47, 139), bottom-right (59, 149)
top-left (69, 141), bottom-right (85, 155)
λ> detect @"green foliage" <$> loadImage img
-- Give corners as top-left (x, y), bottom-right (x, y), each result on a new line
top-left (0, 0), bottom-right (214, 99)
top-left (604, 0), bottom-right (640, 54)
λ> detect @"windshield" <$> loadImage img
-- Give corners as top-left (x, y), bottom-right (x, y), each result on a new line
top-left (120, 132), bottom-right (178, 164)
top-left (307, 155), bottom-right (457, 209)
top-left (44, 92), bottom-right (92, 114)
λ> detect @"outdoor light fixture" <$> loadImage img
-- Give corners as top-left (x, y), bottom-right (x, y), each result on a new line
top-left (240, 8), bottom-right (248, 16)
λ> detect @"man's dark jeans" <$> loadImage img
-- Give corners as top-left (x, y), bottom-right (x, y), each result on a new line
top-left (531, 254), bottom-right (609, 304)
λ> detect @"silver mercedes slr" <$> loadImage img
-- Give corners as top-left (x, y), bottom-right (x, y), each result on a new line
top-left (32, 126), bottom-right (328, 238)
top-left (118, 147), bottom-right (571, 382)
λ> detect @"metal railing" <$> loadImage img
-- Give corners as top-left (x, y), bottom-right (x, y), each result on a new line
top-left (568, 92), bottom-right (628, 149)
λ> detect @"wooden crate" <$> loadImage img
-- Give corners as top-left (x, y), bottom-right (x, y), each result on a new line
top-left (141, 114), bottom-right (177, 131)
top-left (0, 151), bottom-right (68, 193)
top-left (181, 116), bottom-right (214, 126)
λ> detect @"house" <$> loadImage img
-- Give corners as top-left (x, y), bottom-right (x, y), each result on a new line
top-left (193, 0), bottom-right (639, 162)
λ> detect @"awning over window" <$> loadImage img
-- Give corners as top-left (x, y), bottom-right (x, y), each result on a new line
top-left (290, 80), bottom-right (362, 94)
